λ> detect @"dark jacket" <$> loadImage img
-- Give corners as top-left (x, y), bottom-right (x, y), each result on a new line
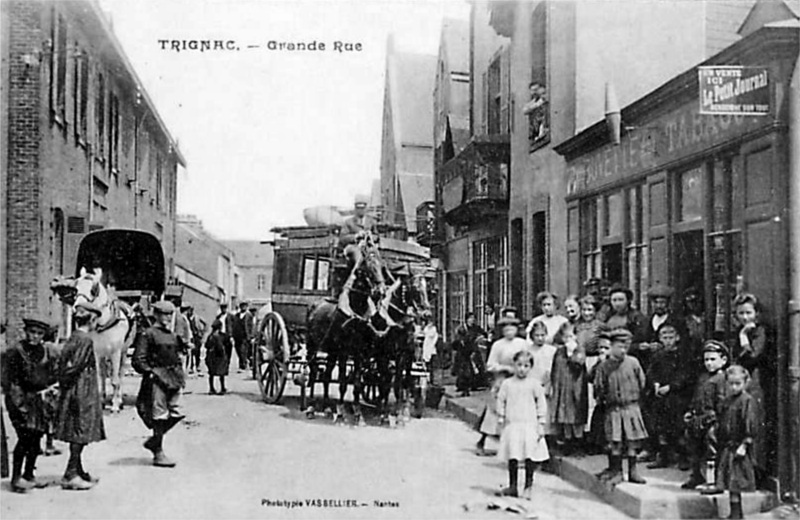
top-left (687, 369), bottom-right (727, 432)
top-left (204, 332), bottom-right (230, 376)
top-left (2, 341), bottom-right (59, 433)
top-left (605, 308), bottom-right (649, 366)
top-left (132, 324), bottom-right (185, 391)
top-left (55, 330), bottom-right (105, 444)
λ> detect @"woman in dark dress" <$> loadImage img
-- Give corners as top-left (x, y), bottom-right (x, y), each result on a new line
top-left (205, 321), bottom-right (230, 394)
top-left (55, 301), bottom-right (106, 491)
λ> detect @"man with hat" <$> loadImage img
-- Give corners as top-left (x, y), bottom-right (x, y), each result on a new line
top-left (132, 300), bottom-right (185, 468)
top-left (682, 340), bottom-right (729, 491)
top-left (216, 302), bottom-right (236, 371)
top-left (231, 301), bottom-right (250, 372)
top-left (339, 194), bottom-right (379, 265)
top-left (2, 315), bottom-right (59, 492)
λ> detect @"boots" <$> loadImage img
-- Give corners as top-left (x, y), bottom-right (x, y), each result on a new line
top-left (605, 455), bottom-right (624, 486)
top-left (150, 421), bottom-right (176, 468)
top-left (208, 376), bottom-right (217, 395)
top-left (10, 451), bottom-right (33, 493)
top-left (22, 447), bottom-right (47, 488)
top-left (499, 460), bottom-right (519, 497)
top-left (628, 457), bottom-right (646, 484)
top-left (523, 459), bottom-right (535, 498)
top-left (595, 453), bottom-right (615, 480)
top-left (729, 499), bottom-right (744, 519)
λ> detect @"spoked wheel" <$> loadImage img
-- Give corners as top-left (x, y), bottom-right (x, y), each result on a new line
top-left (359, 358), bottom-right (382, 408)
top-left (255, 312), bottom-right (289, 404)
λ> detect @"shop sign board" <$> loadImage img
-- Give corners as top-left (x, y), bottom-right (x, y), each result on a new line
top-left (699, 66), bottom-right (769, 116)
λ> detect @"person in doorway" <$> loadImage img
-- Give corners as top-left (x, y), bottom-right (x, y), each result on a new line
top-left (132, 301), bottom-right (186, 468)
top-left (2, 316), bottom-right (60, 492)
top-left (204, 321), bottom-right (229, 395)
top-left (475, 317), bottom-right (528, 456)
top-left (55, 302), bottom-right (105, 490)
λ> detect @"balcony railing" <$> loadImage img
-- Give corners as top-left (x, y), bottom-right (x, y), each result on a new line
top-left (439, 135), bottom-right (510, 227)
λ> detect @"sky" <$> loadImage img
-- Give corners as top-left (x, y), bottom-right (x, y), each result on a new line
top-left (97, 0), bottom-right (470, 240)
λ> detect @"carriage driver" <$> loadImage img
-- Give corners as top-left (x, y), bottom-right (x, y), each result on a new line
top-left (339, 194), bottom-right (379, 265)
top-left (132, 301), bottom-right (186, 468)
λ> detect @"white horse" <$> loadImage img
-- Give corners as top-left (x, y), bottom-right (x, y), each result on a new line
top-left (73, 267), bottom-right (135, 413)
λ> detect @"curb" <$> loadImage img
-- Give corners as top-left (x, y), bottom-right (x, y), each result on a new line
top-left (443, 394), bottom-right (776, 519)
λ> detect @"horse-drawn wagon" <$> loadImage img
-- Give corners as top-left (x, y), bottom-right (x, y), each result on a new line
top-left (254, 225), bottom-right (434, 425)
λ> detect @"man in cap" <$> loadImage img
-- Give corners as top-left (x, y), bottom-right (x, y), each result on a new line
top-left (132, 301), bottom-right (185, 467)
top-left (2, 316), bottom-right (59, 492)
top-left (231, 302), bottom-right (250, 372)
top-left (642, 284), bottom-right (681, 346)
top-left (340, 194), bottom-right (379, 265)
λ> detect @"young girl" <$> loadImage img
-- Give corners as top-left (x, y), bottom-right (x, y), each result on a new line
top-left (527, 321), bottom-right (556, 390)
top-left (593, 328), bottom-right (648, 485)
top-left (731, 293), bottom-right (771, 478)
top-left (549, 322), bottom-right (588, 456)
top-left (55, 301), bottom-right (106, 490)
top-left (525, 292), bottom-right (569, 345)
top-left (717, 365), bottom-right (758, 520)
top-left (204, 320), bottom-right (230, 395)
top-left (476, 317), bottom-right (528, 456)
top-left (496, 350), bottom-right (549, 498)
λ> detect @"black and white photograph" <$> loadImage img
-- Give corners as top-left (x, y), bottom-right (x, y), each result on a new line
top-left (1, 0), bottom-right (800, 518)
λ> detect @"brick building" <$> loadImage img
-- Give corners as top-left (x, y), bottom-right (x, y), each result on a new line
top-left (1, 0), bottom-right (185, 341)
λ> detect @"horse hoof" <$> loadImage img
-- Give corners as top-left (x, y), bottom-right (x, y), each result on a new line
top-left (356, 416), bottom-right (367, 428)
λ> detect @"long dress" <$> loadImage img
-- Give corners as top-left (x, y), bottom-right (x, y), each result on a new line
top-left (496, 376), bottom-right (550, 462)
top-left (477, 337), bottom-right (528, 436)
top-left (717, 391), bottom-right (758, 492)
top-left (549, 343), bottom-right (588, 428)
top-left (55, 330), bottom-right (105, 444)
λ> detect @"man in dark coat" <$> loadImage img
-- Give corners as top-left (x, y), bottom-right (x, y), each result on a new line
top-left (2, 316), bottom-right (59, 492)
top-left (56, 301), bottom-right (105, 490)
top-left (339, 194), bottom-right (379, 264)
top-left (132, 301), bottom-right (185, 468)
top-left (452, 313), bottom-right (487, 395)
top-left (232, 302), bottom-right (249, 371)
top-left (216, 303), bottom-right (236, 370)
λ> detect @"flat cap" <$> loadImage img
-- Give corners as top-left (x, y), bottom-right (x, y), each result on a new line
top-left (22, 316), bottom-right (52, 331)
top-left (354, 194), bottom-right (370, 207)
top-left (152, 301), bottom-right (176, 314)
top-left (648, 284), bottom-right (675, 299)
top-left (608, 284), bottom-right (634, 301)
top-left (608, 328), bottom-right (633, 342)
top-left (74, 301), bottom-right (102, 316)
top-left (703, 340), bottom-right (729, 357)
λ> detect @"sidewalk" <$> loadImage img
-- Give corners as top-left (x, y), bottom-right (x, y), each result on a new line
top-left (442, 385), bottom-right (777, 520)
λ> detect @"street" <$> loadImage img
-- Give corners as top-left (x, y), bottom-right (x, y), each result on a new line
top-left (2, 372), bottom-right (628, 520)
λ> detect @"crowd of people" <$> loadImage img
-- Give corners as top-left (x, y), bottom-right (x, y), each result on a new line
top-left (1, 296), bottom-right (262, 494)
top-left (452, 281), bottom-right (772, 519)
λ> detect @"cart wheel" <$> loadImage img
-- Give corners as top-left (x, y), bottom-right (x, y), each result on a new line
top-left (359, 359), bottom-right (381, 408)
top-left (256, 313), bottom-right (289, 404)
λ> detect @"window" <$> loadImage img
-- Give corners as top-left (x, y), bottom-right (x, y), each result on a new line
top-left (257, 274), bottom-right (268, 291)
top-left (50, 10), bottom-right (68, 121)
top-left (302, 257), bottom-right (316, 290)
top-left (473, 235), bottom-right (510, 328)
top-left (581, 199), bottom-right (601, 280)
top-left (447, 272), bottom-right (467, 338)
top-left (301, 255), bottom-right (331, 292)
top-left (95, 73), bottom-right (106, 157)
top-left (678, 166), bottom-right (704, 222)
top-left (625, 185), bottom-right (646, 309)
top-left (108, 92), bottom-right (120, 172)
top-left (73, 47), bottom-right (88, 142)
top-left (487, 56), bottom-right (502, 135)
top-left (527, 1), bottom-right (549, 150)
top-left (709, 157), bottom-right (742, 335)
top-left (316, 259), bottom-right (330, 292)
top-left (53, 209), bottom-right (65, 275)
top-left (156, 152), bottom-right (163, 209)
top-left (604, 191), bottom-right (623, 238)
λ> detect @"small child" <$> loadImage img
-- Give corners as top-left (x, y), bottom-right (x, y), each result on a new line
top-left (588, 329), bottom-right (611, 459)
top-left (645, 323), bottom-right (690, 469)
top-left (204, 321), bottom-right (230, 395)
top-left (717, 365), bottom-right (758, 519)
top-left (682, 340), bottom-right (729, 491)
top-left (525, 292), bottom-right (569, 345)
top-left (593, 328), bottom-right (648, 485)
top-left (55, 301), bottom-right (106, 490)
top-left (549, 322), bottom-right (588, 457)
top-left (496, 350), bottom-right (549, 498)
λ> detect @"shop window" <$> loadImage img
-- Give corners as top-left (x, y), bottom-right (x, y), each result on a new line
top-left (473, 236), bottom-right (510, 327)
top-left (678, 166), bottom-right (704, 223)
top-left (744, 147), bottom-right (771, 207)
top-left (649, 181), bottom-right (667, 226)
top-left (604, 192), bottom-right (623, 238)
top-left (448, 272), bottom-right (467, 337)
top-left (580, 199), bottom-right (601, 280)
top-left (626, 185), bottom-right (646, 308)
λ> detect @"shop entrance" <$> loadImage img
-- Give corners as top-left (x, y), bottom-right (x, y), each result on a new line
top-left (674, 230), bottom-right (704, 305)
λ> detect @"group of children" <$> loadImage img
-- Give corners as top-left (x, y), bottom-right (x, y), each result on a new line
top-left (476, 289), bottom-right (766, 519)
top-left (2, 302), bottom-right (106, 493)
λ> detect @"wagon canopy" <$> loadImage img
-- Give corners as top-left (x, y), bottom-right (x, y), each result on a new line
top-left (75, 229), bottom-right (166, 295)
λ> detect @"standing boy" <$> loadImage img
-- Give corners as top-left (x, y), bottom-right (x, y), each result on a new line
top-left (2, 316), bottom-right (59, 492)
top-left (682, 340), bottom-right (729, 490)
top-left (132, 301), bottom-right (186, 468)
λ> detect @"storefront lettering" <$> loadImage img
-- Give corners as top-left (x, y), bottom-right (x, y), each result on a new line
top-left (567, 101), bottom-right (764, 196)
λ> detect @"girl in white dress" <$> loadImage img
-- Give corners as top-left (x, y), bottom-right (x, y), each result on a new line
top-left (496, 350), bottom-right (550, 498)
top-left (525, 292), bottom-right (569, 345)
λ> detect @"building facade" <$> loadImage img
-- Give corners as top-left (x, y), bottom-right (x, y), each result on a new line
top-left (2, 0), bottom-right (185, 342)
top-left (555, 22), bottom-right (799, 497)
top-left (174, 216), bottom-right (240, 323)
top-left (223, 240), bottom-right (274, 311)
top-left (379, 37), bottom-right (436, 241)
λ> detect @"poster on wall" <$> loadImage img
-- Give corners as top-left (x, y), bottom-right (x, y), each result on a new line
top-left (699, 66), bottom-right (770, 115)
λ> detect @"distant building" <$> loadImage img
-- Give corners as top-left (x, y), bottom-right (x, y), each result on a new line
top-left (223, 240), bottom-right (274, 311)
top-left (379, 36), bottom-right (437, 240)
top-left (1, 0), bottom-right (185, 342)
top-left (174, 216), bottom-right (240, 322)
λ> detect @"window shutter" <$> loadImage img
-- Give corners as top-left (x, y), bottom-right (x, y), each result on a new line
top-left (481, 71), bottom-right (488, 134)
top-left (500, 46), bottom-right (511, 134)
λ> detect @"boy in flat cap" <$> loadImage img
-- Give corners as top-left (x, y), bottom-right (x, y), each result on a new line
top-left (55, 301), bottom-right (105, 490)
top-left (132, 301), bottom-right (185, 468)
top-left (682, 340), bottom-right (729, 491)
top-left (2, 316), bottom-right (60, 492)
top-left (593, 328), bottom-right (649, 485)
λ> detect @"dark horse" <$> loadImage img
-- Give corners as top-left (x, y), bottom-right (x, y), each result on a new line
top-left (305, 235), bottom-right (386, 425)
top-left (371, 270), bottom-right (432, 423)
